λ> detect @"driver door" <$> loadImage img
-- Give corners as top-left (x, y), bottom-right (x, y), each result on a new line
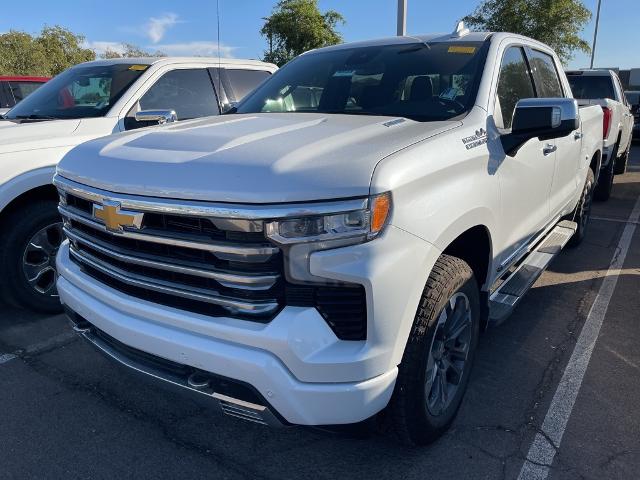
top-left (493, 46), bottom-right (556, 269)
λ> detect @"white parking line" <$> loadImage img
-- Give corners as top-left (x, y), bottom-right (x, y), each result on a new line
top-left (518, 195), bottom-right (640, 480)
top-left (0, 331), bottom-right (76, 366)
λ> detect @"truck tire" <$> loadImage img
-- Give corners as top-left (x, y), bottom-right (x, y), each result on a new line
top-left (387, 254), bottom-right (480, 445)
top-left (594, 144), bottom-right (617, 201)
top-left (567, 168), bottom-right (594, 248)
top-left (0, 200), bottom-right (64, 313)
top-left (614, 142), bottom-right (630, 175)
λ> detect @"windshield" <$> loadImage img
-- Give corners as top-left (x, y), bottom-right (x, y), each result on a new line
top-left (236, 41), bottom-right (488, 122)
top-left (5, 64), bottom-right (148, 120)
top-left (567, 75), bottom-right (616, 100)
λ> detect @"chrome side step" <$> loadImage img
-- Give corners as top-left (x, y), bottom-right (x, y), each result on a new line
top-left (489, 220), bottom-right (577, 324)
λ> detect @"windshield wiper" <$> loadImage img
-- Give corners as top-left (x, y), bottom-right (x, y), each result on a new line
top-left (12, 114), bottom-right (59, 120)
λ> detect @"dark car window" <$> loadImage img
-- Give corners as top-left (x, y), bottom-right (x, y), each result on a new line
top-left (223, 69), bottom-right (271, 102)
top-left (138, 69), bottom-right (219, 120)
top-left (8, 81), bottom-right (45, 103)
top-left (567, 75), bottom-right (616, 100)
top-left (625, 91), bottom-right (640, 106)
top-left (496, 46), bottom-right (536, 129)
top-left (528, 50), bottom-right (563, 97)
top-left (237, 41), bottom-right (489, 122)
top-left (5, 64), bottom-right (146, 120)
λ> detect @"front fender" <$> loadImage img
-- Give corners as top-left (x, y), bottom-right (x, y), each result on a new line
top-left (0, 166), bottom-right (56, 214)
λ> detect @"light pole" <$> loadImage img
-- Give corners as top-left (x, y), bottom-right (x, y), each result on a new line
top-left (590, 0), bottom-right (602, 68)
top-left (397, 0), bottom-right (407, 36)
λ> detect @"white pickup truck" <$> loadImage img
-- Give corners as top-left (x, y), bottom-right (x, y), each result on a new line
top-left (55, 26), bottom-right (603, 445)
top-left (0, 57), bottom-right (276, 312)
top-left (566, 69), bottom-right (634, 200)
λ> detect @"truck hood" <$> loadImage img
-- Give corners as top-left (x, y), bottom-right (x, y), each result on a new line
top-left (58, 113), bottom-right (460, 203)
top-left (0, 119), bottom-right (81, 154)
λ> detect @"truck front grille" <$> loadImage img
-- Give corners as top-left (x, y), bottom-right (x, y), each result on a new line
top-left (56, 178), bottom-right (367, 339)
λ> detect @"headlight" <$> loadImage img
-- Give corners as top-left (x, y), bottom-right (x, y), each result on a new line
top-left (265, 193), bottom-right (391, 284)
top-left (265, 192), bottom-right (391, 245)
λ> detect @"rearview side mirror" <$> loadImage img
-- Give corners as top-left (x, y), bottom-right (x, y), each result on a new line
top-left (134, 109), bottom-right (178, 125)
top-left (501, 98), bottom-right (579, 156)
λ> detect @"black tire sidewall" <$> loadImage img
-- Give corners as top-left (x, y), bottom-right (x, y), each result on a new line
top-left (568, 168), bottom-right (594, 248)
top-left (390, 256), bottom-right (480, 445)
top-left (595, 145), bottom-right (617, 201)
top-left (0, 200), bottom-right (63, 313)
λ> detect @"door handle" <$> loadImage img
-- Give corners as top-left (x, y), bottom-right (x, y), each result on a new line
top-left (543, 144), bottom-right (557, 155)
top-left (574, 132), bottom-right (583, 141)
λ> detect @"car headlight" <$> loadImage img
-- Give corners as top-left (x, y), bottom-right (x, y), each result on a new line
top-left (265, 193), bottom-right (391, 284)
top-left (265, 192), bottom-right (391, 244)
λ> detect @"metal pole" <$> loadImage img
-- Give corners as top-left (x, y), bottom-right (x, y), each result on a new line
top-left (397, 0), bottom-right (407, 36)
top-left (590, 0), bottom-right (602, 68)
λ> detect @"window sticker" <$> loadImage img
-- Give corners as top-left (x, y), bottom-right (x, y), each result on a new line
top-left (448, 46), bottom-right (476, 54)
top-left (128, 65), bottom-right (150, 71)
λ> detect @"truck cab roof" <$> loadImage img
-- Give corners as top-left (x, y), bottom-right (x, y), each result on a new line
top-left (71, 57), bottom-right (277, 70)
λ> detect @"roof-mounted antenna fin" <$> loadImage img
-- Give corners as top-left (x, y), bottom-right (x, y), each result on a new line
top-left (452, 21), bottom-right (470, 38)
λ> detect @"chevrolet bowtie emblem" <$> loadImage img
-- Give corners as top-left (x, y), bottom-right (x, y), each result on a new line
top-left (93, 200), bottom-right (144, 233)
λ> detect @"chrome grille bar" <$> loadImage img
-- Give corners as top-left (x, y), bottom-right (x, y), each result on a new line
top-left (64, 227), bottom-right (279, 291)
top-left (54, 174), bottom-right (368, 220)
top-left (69, 246), bottom-right (279, 315)
top-left (59, 205), bottom-right (278, 262)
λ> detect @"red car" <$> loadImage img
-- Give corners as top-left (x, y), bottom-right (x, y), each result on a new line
top-left (0, 76), bottom-right (50, 114)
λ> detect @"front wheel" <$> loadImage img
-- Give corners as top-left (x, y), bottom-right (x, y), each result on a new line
top-left (387, 255), bottom-right (480, 445)
top-left (0, 200), bottom-right (64, 313)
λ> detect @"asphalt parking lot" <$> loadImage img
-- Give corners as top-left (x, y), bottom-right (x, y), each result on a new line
top-left (1, 147), bottom-right (639, 480)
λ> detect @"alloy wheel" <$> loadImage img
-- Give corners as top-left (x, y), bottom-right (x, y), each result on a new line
top-left (425, 292), bottom-right (472, 416)
top-left (21, 222), bottom-right (64, 297)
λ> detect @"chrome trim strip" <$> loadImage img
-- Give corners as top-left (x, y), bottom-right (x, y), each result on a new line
top-left (69, 246), bottom-right (279, 315)
top-left (64, 227), bottom-right (279, 290)
top-left (59, 205), bottom-right (279, 261)
top-left (54, 174), bottom-right (368, 220)
top-left (70, 322), bottom-right (283, 427)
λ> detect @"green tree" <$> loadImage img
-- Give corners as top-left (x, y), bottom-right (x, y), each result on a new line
top-left (101, 43), bottom-right (167, 59)
top-left (463, 0), bottom-right (592, 64)
top-left (0, 26), bottom-right (95, 76)
top-left (261, 0), bottom-right (344, 66)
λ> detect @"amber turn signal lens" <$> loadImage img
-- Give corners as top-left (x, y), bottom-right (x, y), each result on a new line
top-left (371, 193), bottom-right (391, 233)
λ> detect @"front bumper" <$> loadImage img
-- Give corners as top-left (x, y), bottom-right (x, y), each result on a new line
top-left (57, 225), bottom-right (439, 425)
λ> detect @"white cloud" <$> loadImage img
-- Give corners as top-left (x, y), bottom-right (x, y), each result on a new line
top-left (145, 13), bottom-right (179, 44)
top-left (151, 41), bottom-right (237, 58)
top-left (83, 40), bottom-right (126, 56)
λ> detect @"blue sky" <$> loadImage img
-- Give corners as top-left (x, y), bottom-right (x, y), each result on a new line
top-left (2, 0), bottom-right (639, 69)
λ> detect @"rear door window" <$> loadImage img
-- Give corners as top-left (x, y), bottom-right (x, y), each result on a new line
top-left (528, 50), bottom-right (563, 98)
top-left (496, 46), bottom-right (536, 129)
top-left (223, 69), bottom-right (271, 102)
